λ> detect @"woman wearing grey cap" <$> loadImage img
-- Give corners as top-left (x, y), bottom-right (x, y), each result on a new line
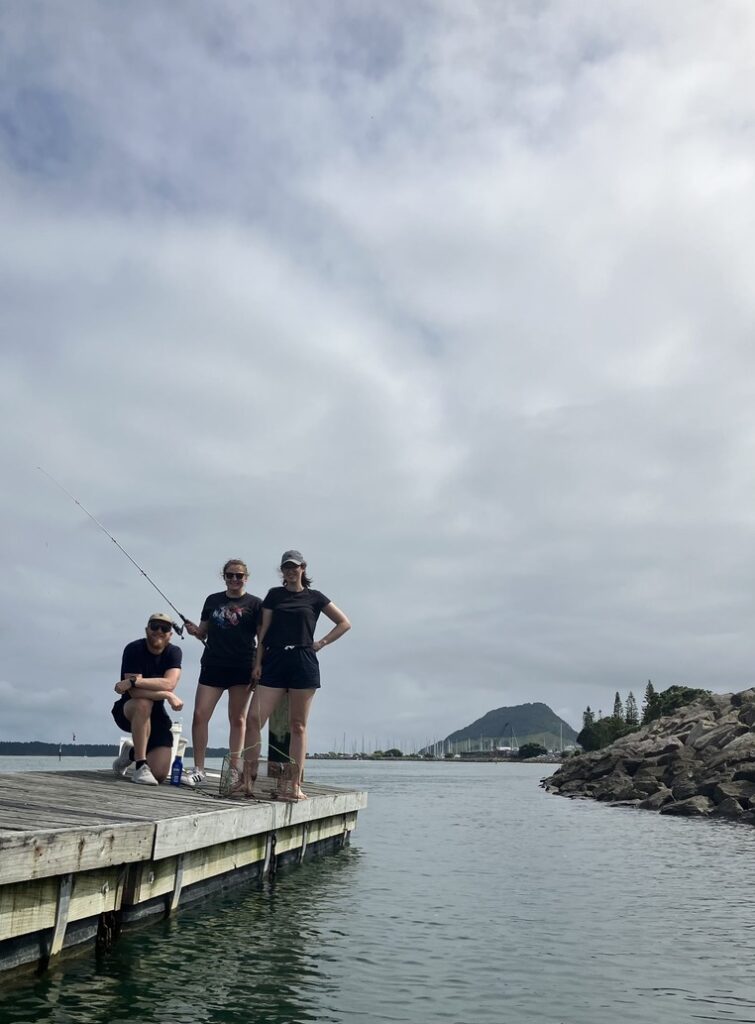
top-left (239, 549), bottom-right (350, 800)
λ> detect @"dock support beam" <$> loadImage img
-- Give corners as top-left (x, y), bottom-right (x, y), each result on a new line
top-left (169, 855), bottom-right (184, 912)
top-left (299, 823), bottom-right (309, 864)
top-left (49, 873), bottom-right (73, 958)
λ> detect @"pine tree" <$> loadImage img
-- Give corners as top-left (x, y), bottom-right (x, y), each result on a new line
top-left (582, 706), bottom-right (595, 728)
top-left (613, 691), bottom-right (624, 720)
top-left (642, 680), bottom-right (656, 724)
top-left (625, 691), bottom-right (639, 726)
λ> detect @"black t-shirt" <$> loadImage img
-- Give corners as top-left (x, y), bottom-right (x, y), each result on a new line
top-left (262, 587), bottom-right (331, 648)
top-left (200, 591), bottom-right (262, 667)
top-left (116, 638), bottom-right (182, 709)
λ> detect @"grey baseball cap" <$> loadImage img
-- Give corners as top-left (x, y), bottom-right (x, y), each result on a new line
top-left (280, 549), bottom-right (305, 566)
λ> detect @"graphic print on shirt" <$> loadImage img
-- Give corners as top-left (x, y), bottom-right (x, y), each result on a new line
top-left (211, 603), bottom-right (247, 629)
top-left (200, 591), bottom-right (262, 668)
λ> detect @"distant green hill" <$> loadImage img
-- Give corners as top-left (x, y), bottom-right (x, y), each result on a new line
top-left (444, 702), bottom-right (578, 752)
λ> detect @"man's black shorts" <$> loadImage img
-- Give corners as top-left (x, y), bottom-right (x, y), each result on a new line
top-left (111, 697), bottom-right (173, 751)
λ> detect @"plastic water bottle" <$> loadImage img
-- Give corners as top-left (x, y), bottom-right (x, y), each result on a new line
top-left (170, 753), bottom-right (183, 786)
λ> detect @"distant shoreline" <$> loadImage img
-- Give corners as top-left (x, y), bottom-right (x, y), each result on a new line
top-left (0, 741), bottom-right (230, 758)
top-left (0, 742), bottom-right (564, 764)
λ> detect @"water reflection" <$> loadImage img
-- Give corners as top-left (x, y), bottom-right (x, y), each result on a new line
top-left (0, 851), bottom-right (365, 1024)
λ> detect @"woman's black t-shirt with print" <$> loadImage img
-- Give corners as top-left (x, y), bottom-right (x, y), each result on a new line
top-left (200, 591), bottom-right (262, 668)
top-left (262, 587), bottom-right (330, 648)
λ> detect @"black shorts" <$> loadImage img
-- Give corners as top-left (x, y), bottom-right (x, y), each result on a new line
top-left (111, 698), bottom-right (173, 751)
top-left (198, 662), bottom-right (253, 688)
top-left (260, 647), bottom-right (320, 690)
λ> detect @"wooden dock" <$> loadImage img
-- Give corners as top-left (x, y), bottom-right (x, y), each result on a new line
top-left (0, 768), bottom-right (367, 976)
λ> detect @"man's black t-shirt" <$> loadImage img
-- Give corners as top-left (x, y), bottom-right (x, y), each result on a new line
top-left (262, 587), bottom-right (331, 648)
top-left (115, 638), bottom-right (182, 712)
top-left (200, 591), bottom-right (262, 667)
top-left (120, 638), bottom-right (182, 679)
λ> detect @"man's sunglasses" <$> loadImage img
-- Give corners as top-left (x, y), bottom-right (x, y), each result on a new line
top-left (148, 621), bottom-right (172, 633)
top-left (225, 572), bottom-right (246, 580)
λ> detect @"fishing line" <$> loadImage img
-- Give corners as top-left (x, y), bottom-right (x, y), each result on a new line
top-left (38, 466), bottom-right (201, 642)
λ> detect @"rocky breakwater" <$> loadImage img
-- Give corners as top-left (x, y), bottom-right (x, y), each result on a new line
top-left (543, 689), bottom-right (755, 822)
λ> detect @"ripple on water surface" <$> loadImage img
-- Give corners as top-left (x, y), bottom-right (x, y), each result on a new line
top-left (1, 758), bottom-right (755, 1023)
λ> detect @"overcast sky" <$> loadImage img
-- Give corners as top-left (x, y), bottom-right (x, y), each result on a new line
top-left (2, 1), bottom-right (755, 754)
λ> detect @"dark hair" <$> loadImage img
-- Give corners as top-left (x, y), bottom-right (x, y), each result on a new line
top-left (279, 561), bottom-right (313, 588)
top-left (221, 558), bottom-right (249, 578)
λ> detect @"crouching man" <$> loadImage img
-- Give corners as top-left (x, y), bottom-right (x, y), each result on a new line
top-left (111, 612), bottom-right (184, 785)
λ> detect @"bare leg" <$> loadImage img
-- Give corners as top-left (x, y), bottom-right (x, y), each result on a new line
top-left (124, 698), bottom-right (153, 762)
top-left (283, 689), bottom-right (316, 800)
top-left (146, 745), bottom-right (172, 783)
top-left (191, 684), bottom-right (224, 771)
top-left (227, 684), bottom-right (253, 770)
top-left (242, 686), bottom-right (286, 797)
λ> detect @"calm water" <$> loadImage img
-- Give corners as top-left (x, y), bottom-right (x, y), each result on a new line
top-left (1, 757), bottom-right (755, 1023)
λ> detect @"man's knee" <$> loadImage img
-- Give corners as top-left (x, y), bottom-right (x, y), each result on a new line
top-left (147, 748), bottom-right (171, 782)
top-left (127, 698), bottom-right (152, 721)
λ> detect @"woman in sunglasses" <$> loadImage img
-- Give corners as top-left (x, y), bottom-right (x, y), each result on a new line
top-left (185, 558), bottom-right (261, 786)
top-left (239, 549), bottom-right (351, 800)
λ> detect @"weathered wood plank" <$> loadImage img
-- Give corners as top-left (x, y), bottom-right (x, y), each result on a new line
top-left (273, 812), bottom-right (357, 854)
top-left (0, 866), bottom-right (123, 941)
top-left (138, 812), bottom-right (357, 901)
top-left (0, 803), bottom-right (151, 827)
top-left (152, 790), bottom-right (366, 859)
top-left (131, 832), bottom-right (270, 903)
top-left (0, 770), bottom-right (366, 884)
top-left (0, 823), bottom-right (155, 886)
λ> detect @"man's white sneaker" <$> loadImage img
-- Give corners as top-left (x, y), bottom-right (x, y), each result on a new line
top-left (179, 769), bottom-right (196, 788)
top-left (112, 740), bottom-right (134, 777)
top-left (185, 767), bottom-right (207, 786)
top-left (133, 763), bottom-right (159, 786)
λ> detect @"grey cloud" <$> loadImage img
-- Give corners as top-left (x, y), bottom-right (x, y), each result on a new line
top-left (2, 3), bottom-right (755, 753)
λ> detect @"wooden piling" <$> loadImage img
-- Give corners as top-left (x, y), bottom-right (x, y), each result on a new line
top-left (267, 694), bottom-right (291, 777)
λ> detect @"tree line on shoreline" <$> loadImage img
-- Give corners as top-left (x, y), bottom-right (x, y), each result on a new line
top-left (577, 682), bottom-right (710, 751)
top-left (0, 741), bottom-right (231, 758)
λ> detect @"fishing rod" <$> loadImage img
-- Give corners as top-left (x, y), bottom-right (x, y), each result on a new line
top-left (38, 466), bottom-right (203, 643)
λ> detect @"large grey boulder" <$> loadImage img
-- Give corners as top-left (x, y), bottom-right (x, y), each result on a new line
top-left (689, 722), bottom-right (748, 752)
top-left (640, 787), bottom-right (674, 810)
top-left (659, 796), bottom-right (714, 816)
top-left (711, 797), bottom-right (744, 819)
top-left (709, 732), bottom-right (755, 768)
top-left (671, 779), bottom-right (699, 801)
top-left (712, 780), bottom-right (755, 804)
